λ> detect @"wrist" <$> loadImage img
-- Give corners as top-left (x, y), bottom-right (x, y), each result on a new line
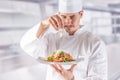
top-left (66, 76), bottom-right (74, 80)
top-left (41, 20), bottom-right (49, 29)
top-left (36, 21), bottom-right (49, 38)
top-left (71, 76), bottom-right (74, 80)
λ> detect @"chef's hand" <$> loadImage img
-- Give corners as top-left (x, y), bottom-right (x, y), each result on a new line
top-left (51, 64), bottom-right (77, 80)
top-left (42, 14), bottom-right (64, 31)
top-left (36, 13), bottom-right (64, 38)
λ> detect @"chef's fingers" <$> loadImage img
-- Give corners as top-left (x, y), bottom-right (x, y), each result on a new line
top-left (57, 14), bottom-right (64, 29)
top-left (50, 64), bottom-right (62, 74)
top-left (69, 64), bottom-right (77, 72)
top-left (49, 17), bottom-right (58, 30)
top-left (52, 15), bottom-right (61, 29)
top-left (58, 64), bottom-right (65, 71)
top-left (55, 13), bottom-right (64, 29)
top-left (50, 16), bottom-right (59, 29)
top-left (56, 15), bottom-right (64, 29)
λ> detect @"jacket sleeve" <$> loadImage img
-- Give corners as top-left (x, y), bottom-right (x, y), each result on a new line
top-left (86, 40), bottom-right (107, 80)
top-left (20, 23), bottom-right (48, 58)
top-left (74, 40), bottom-right (108, 80)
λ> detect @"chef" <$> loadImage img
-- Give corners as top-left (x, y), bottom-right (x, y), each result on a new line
top-left (20, 0), bottom-right (108, 80)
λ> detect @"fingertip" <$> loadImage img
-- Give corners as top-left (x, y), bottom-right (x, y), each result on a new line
top-left (73, 64), bottom-right (77, 67)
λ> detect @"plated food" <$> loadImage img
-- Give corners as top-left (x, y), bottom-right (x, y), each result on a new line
top-left (45, 50), bottom-right (74, 62)
top-left (36, 50), bottom-right (84, 65)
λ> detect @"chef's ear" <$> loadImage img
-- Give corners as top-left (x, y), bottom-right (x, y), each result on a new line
top-left (79, 10), bottom-right (84, 18)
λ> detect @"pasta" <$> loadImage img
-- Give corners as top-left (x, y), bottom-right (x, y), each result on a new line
top-left (45, 50), bottom-right (74, 62)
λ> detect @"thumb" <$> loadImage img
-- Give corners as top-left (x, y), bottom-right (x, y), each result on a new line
top-left (69, 64), bottom-right (77, 72)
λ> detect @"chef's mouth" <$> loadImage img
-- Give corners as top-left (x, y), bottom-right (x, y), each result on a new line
top-left (64, 25), bottom-right (74, 28)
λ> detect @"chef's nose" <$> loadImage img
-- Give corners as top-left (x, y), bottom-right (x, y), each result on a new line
top-left (64, 17), bottom-right (73, 25)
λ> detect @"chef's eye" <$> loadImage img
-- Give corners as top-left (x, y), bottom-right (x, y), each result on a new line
top-left (70, 15), bottom-right (75, 19)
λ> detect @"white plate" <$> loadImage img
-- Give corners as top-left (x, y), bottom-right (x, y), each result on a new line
top-left (36, 56), bottom-right (85, 65)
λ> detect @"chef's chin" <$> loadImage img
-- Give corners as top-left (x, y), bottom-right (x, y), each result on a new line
top-left (66, 30), bottom-right (75, 35)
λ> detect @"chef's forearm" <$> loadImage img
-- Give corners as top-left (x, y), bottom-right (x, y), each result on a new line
top-left (36, 21), bottom-right (49, 38)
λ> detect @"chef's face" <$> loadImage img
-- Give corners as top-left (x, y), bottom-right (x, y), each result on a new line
top-left (59, 11), bottom-right (83, 35)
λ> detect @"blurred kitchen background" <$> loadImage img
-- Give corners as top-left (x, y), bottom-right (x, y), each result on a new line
top-left (0, 0), bottom-right (120, 80)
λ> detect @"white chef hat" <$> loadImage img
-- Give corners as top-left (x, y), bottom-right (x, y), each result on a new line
top-left (58, 0), bottom-right (83, 13)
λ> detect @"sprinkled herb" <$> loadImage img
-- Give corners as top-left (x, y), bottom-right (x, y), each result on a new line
top-left (52, 51), bottom-right (56, 54)
top-left (63, 58), bottom-right (68, 62)
top-left (47, 56), bottom-right (52, 60)
top-left (59, 51), bottom-right (64, 55)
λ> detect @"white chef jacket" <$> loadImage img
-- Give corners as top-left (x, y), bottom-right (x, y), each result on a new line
top-left (20, 23), bottom-right (108, 80)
